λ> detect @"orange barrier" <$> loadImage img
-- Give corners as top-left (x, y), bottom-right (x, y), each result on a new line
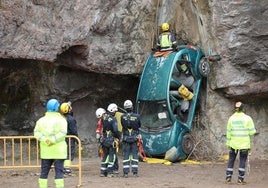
top-left (0, 135), bottom-right (82, 187)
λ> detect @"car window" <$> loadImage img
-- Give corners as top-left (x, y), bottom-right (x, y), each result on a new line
top-left (138, 100), bottom-right (172, 130)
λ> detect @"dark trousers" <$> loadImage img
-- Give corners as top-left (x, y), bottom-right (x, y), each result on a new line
top-left (114, 155), bottom-right (119, 171)
top-left (100, 146), bottom-right (116, 175)
top-left (40, 159), bottom-right (64, 179)
top-left (226, 148), bottom-right (248, 180)
top-left (123, 142), bottom-right (139, 174)
top-left (67, 139), bottom-right (76, 161)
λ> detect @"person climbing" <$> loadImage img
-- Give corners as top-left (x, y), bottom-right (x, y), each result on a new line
top-left (34, 99), bottom-right (67, 188)
top-left (121, 100), bottom-right (141, 178)
top-left (97, 106), bottom-right (120, 178)
top-left (107, 103), bottom-right (123, 176)
top-left (225, 101), bottom-right (256, 185)
top-left (60, 101), bottom-right (79, 175)
top-left (156, 22), bottom-right (177, 52)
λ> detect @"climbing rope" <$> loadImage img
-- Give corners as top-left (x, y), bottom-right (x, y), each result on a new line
top-left (152, 0), bottom-right (160, 48)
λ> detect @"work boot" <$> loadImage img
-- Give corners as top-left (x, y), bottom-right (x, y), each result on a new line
top-left (225, 177), bottom-right (231, 184)
top-left (107, 173), bottom-right (114, 178)
top-left (113, 170), bottom-right (119, 177)
top-left (237, 179), bottom-right (246, 185)
top-left (133, 172), bottom-right (139, 177)
top-left (64, 167), bottom-right (72, 175)
top-left (38, 178), bottom-right (48, 188)
top-left (54, 179), bottom-right (64, 188)
top-left (123, 173), bottom-right (128, 178)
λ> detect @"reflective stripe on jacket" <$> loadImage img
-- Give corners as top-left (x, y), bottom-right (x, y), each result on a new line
top-left (226, 112), bottom-right (256, 150)
top-left (34, 112), bottom-right (67, 159)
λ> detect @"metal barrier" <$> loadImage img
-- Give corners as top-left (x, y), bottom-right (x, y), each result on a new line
top-left (0, 135), bottom-right (82, 187)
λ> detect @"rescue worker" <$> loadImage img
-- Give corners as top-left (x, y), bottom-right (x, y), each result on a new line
top-left (121, 100), bottom-right (141, 178)
top-left (95, 107), bottom-right (106, 159)
top-left (156, 22), bottom-right (177, 52)
top-left (107, 103), bottom-right (122, 175)
top-left (108, 103), bottom-right (123, 134)
top-left (96, 108), bottom-right (106, 140)
top-left (34, 99), bottom-right (67, 188)
top-left (60, 101), bottom-right (78, 175)
top-left (97, 106), bottom-right (120, 177)
top-left (225, 101), bottom-right (256, 184)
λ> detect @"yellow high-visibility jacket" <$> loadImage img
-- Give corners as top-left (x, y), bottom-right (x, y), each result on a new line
top-left (34, 112), bottom-right (67, 159)
top-left (157, 32), bottom-right (177, 51)
top-left (226, 111), bottom-right (256, 150)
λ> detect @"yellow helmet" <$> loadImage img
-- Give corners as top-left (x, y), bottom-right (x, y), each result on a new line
top-left (60, 102), bottom-right (72, 114)
top-left (161, 23), bottom-right (169, 32)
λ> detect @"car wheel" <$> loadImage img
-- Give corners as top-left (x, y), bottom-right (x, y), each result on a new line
top-left (198, 58), bottom-right (210, 77)
top-left (182, 133), bottom-right (195, 155)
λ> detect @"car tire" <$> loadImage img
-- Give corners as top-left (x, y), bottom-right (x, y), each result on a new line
top-left (182, 133), bottom-right (195, 155)
top-left (198, 58), bottom-right (210, 77)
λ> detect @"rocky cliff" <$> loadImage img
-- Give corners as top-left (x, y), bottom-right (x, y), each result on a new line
top-left (0, 0), bottom-right (267, 159)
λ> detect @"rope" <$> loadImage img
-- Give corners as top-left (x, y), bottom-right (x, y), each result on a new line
top-left (152, 0), bottom-right (160, 48)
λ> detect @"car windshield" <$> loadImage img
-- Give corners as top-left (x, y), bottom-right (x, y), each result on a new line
top-left (137, 100), bottom-right (172, 131)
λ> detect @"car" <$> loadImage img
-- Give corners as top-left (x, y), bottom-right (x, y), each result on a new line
top-left (135, 45), bottom-right (220, 162)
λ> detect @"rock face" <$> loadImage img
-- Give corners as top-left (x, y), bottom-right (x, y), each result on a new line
top-left (0, 0), bottom-right (267, 159)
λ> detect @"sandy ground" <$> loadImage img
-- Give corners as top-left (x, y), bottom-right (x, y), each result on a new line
top-left (1, 157), bottom-right (268, 188)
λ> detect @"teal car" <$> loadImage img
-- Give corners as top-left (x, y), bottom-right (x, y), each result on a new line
top-left (136, 45), bottom-right (220, 161)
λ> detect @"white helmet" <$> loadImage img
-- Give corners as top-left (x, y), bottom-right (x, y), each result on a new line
top-left (96, 108), bottom-right (106, 118)
top-left (124, 100), bottom-right (133, 109)
top-left (107, 103), bottom-right (118, 113)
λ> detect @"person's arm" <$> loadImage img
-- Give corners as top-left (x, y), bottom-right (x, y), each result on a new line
top-left (34, 122), bottom-right (46, 142)
top-left (156, 35), bottom-right (161, 50)
top-left (247, 117), bottom-right (256, 136)
top-left (49, 118), bottom-right (67, 144)
top-left (171, 33), bottom-right (177, 49)
top-left (96, 118), bottom-right (103, 139)
top-left (226, 118), bottom-right (231, 147)
top-left (68, 117), bottom-right (78, 137)
top-left (138, 115), bottom-right (141, 129)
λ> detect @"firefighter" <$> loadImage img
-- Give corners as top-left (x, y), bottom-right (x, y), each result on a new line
top-left (109, 103), bottom-right (123, 135)
top-left (34, 99), bottom-right (67, 188)
top-left (60, 102), bottom-right (78, 175)
top-left (121, 100), bottom-right (141, 177)
top-left (97, 106), bottom-right (120, 177)
top-left (95, 108), bottom-right (106, 159)
top-left (96, 108), bottom-right (106, 140)
top-left (156, 22), bottom-right (177, 52)
top-left (107, 103), bottom-right (122, 175)
top-left (225, 101), bottom-right (256, 184)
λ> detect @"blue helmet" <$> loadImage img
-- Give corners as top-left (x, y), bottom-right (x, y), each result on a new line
top-left (46, 99), bottom-right (60, 112)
